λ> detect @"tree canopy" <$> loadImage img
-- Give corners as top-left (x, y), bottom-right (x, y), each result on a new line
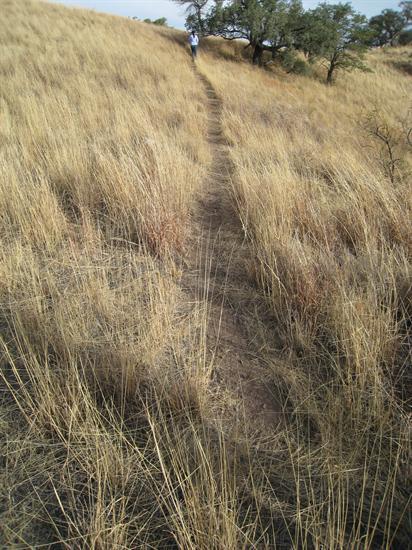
top-left (369, 9), bottom-right (407, 46)
top-left (200, 0), bottom-right (306, 65)
top-left (302, 3), bottom-right (370, 83)
top-left (368, 2), bottom-right (412, 46)
top-left (174, 0), bottom-right (411, 83)
top-left (173, 0), bottom-right (209, 31)
top-left (400, 1), bottom-right (412, 23)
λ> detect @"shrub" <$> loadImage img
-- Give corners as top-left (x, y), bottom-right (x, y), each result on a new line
top-left (280, 48), bottom-right (312, 75)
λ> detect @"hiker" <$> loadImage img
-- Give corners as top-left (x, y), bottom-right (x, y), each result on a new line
top-left (188, 30), bottom-right (199, 59)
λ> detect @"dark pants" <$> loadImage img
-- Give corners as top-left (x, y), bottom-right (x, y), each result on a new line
top-left (191, 45), bottom-right (198, 59)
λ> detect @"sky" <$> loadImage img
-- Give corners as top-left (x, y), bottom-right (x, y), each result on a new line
top-left (51, 0), bottom-right (402, 29)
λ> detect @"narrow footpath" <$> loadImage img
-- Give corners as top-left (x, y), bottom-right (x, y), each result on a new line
top-left (181, 64), bottom-right (282, 434)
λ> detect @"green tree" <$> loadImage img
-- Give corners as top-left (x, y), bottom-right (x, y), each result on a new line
top-left (269, 0), bottom-right (305, 59)
top-left (400, 1), bottom-right (412, 23)
top-left (153, 17), bottom-right (168, 26)
top-left (143, 17), bottom-right (168, 26)
top-left (173, 0), bottom-right (210, 32)
top-left (399, 28), bottom-right (412, 44)
top-left (369, 9), bottom-right (407, 46)
top-left (303, 3), bottom-right (370, 84)
top-left (203, 0), bottom-right (305, 65)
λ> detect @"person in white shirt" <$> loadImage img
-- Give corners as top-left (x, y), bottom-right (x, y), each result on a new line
top-left (188, 31), bottom-right (199, 59)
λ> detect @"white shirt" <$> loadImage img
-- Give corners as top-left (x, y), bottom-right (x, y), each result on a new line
top-left (189, 34), bottom-right (199, 46)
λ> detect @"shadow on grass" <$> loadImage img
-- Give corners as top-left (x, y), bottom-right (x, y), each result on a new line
top-left (390, 60), bottom-right (412, 75)
top-left (158, 27), bottom-right (253, 64)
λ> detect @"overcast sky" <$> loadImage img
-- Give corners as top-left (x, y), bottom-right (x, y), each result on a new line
top-left (51, 0), bottom-right (402, 29)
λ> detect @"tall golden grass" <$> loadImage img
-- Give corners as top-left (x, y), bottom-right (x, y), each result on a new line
top-left (0, 1), bottom-right (214, 546)
top-left (199, 43), bottom-right (412, 547)
top-left (1, 0), bottom-right (410, 547)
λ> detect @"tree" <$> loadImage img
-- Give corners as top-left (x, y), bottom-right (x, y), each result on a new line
top-left (173, 0), bottom-right (210, 32)
top-left (399, 28), bottom-right (412, 44)
top-left (303, 3), bottom-right (370, 84)
top-left (153, 17), bottom-right (168, 26)
top-left (269, 0), bottom-right (306, 59)
top-left (400, 1), bottom-right (412, 23)
top-left (369, 9), bottom-right (407, 46)
top-left (143, 17), bottom-right (168, 26)
top-left (203, 0), bottom-right (305, 65)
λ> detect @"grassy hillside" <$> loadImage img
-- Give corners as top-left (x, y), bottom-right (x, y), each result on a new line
top-left (1, 0), bottom-right (411, 547)
top-left (199, 45), bottom-right (412, 547)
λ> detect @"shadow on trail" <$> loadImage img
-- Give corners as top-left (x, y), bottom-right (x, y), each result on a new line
top-left (160, 29), bottom-right (252, 65)
top-left (180, 63), bottom-right (284, 434)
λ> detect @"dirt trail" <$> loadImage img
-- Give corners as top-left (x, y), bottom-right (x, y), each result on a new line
top-left (182, 65), bottom-right (282, 433)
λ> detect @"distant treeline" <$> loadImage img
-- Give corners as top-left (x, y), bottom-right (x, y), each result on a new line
top-left (174, 1), bottom-right (412, 82)
top-left (131, 16), bottom-right (168, 26)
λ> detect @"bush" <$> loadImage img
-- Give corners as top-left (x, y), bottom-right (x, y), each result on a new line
top-left (153, 17), bottom-right (168, 26)
top-left (280, 49), bottom-right (312, 76)
top-left (143, 17), bottom-right (168, 26)
top-left (399, 29), bottom-right (412, 45)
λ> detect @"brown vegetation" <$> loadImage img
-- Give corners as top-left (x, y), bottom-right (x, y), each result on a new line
top-left (0, 1), bottom-right (410, 547)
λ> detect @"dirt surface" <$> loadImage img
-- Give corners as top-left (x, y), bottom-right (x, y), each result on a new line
top-left (181, 66), bottom-right (283, 434)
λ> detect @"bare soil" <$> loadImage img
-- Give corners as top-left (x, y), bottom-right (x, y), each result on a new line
top-left (181, 66), bottom-right (283, 435)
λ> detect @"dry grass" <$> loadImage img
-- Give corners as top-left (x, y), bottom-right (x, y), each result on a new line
top-left (0, 1), bottom-right (214, 546)
top-left (199, 45), bottom-right (412, 547)
top-left (1, 0), bottom-right (210, 254)
top-left (1, 0), bottom-right (411, 547)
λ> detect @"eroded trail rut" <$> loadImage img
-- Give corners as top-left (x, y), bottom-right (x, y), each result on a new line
top-left (182, 67), bottom-right (282, 433)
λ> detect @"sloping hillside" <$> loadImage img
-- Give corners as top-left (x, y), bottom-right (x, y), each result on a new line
top-left (199, 44), bottom-right (412, 547)
top-left (1, 1), bottom-right (411, 548)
